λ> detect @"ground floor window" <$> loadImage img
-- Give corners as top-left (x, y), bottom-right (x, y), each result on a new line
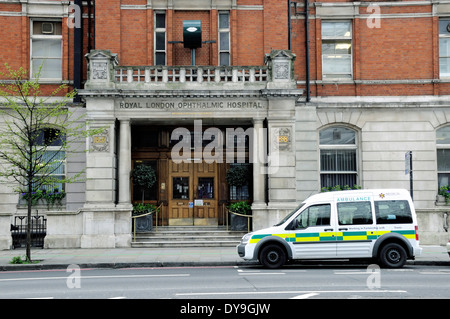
top-left (319, 126), bottom-right (357, 189)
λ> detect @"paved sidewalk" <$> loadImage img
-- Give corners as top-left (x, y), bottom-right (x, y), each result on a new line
top-left (0, 245), bottom-right (448, 271)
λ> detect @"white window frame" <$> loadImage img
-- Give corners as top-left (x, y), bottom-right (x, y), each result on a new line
top-left (319, 126), bottom-right (358, 189)
top-left (439, 18), bottom-right (450, 78)
top-left (321, 20), bottom-right (353, 80)
top-left (30, 19), bottom-right (63, 81)
top-left (436, 126), bottom-right (450, 188)
top-left (34, 128), bottom-right (66, 193)
top-left (218, 11), bottom-right (230, 66)
top-left (154, 11), bottom-right (167, 66)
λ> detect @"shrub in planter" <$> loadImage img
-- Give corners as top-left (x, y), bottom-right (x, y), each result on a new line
top-left (229, 201), bottom-right (252, 231)
top-left (132, 203), bottom-right (158, 232)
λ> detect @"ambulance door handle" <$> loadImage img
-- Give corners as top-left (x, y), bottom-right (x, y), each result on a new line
top-left (324, 228), bottom-right (334, 232)
top-left (339, 228), bottom-right (348, 231)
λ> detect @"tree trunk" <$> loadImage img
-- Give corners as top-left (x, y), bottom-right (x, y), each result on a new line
top-left (26, 182), bottom-right (32, 263)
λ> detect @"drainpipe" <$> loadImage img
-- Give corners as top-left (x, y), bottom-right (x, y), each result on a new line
top-left (73, 0), bottom-right (83, 103)
top-left (304, 0), bottom-right (311, 102)
top-left (288, 0), bottom-right (292, 50)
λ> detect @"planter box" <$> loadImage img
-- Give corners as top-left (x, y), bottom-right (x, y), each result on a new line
top-left (230, 213), bottom-right (250, 231)
top-left (436, 195), bottom-right (450, 206)
top-left (134, 214), bottom-right (153, 232)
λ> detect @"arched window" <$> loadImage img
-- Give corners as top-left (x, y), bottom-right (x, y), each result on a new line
top-left (319, 126), bottom-right (358, 189)
top-left (436, 126), bottom-right (450, 188)
top-left (35, 128), bottom-right (65, 192)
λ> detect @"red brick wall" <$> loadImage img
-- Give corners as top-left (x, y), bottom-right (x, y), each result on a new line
top-left (1, 0), bottom-right (449, 98)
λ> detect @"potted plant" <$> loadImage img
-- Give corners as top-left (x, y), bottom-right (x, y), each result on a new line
top-left (228, 201), bottom-right (252, 231)
top-left (131, 164), bottom-right (156, 232)
top-left (437, 185), bottom-right (450, 204)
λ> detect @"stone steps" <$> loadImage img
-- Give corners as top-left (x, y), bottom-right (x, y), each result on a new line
top-left (131, 226), bottom-right (247, 248)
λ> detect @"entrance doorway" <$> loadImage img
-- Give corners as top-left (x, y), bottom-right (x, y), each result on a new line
top-left (168, 160), bottom-right (219, 226)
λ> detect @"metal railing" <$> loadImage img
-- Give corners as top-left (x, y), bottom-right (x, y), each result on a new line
top-left (131, 204), bottom-right (163, 242)
top-left (10, 215), bottom-right (47, 249)
top-left (114, 65), bottom-right (268, 85)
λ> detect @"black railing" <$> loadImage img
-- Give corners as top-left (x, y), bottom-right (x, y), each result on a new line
top-left (10, 215), bottom-right (47, 249)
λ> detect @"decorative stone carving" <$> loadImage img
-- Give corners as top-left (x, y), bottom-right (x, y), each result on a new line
top-left (91, 62), bottom-right (108, 80)
top-left (90, 129), bottom-right (110, 152)
top-left (273, 127), bottom-right (292, 151)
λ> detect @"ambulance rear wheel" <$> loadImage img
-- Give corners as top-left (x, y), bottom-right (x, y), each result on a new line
top-left (378, 243), bottom-right (407, 268)
top-left (259, 244), bottom-right (286, 269)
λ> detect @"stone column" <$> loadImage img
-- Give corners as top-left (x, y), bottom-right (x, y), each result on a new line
top-left (118, 119), bottom-right (132, 207)
top-left (252, 118), bottom-right (266, 205)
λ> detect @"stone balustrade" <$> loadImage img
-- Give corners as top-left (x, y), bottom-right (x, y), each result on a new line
top-left (114, 65), bottom-right (268, 85)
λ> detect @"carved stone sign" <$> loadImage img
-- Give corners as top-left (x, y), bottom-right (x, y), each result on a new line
top-left (90, 129), bottom-right (109, 152)
top-left (273, 127), bottom-right (292, 151)
top-left (115, 99), bottom-right (267, 111)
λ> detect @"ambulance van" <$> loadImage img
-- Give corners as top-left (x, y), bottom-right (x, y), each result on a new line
top-left (237, 189), bottom-right (422, 268)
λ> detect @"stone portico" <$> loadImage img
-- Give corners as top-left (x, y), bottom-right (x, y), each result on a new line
top-left (43, 49), bottom-right (303, 248)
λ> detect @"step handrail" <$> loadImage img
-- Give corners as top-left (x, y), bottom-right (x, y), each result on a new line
top-left (131, 204), bottom-right (163, 242)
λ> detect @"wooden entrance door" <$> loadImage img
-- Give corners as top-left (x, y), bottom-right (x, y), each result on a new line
top-left (168, 160), bottom-right (218, 226)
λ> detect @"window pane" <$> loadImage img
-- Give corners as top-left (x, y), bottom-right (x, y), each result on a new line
top-left (438, 173), bottom-right (450, 188)
top-left (220, 52), bottom-right (230, 66)
top-left (322, 40), bottom-right (351, 54)
top-left (32, 58), bottom-right (62, 78)
top-left (42, 151), bottom-right (65, 175)
top-left (337, 201), bottom-right (372, 225)
top-left (220, 32), bottom-right (229, 50)
top-left (437, 149), bottom-right (450, 171)
top-left (440, 38), bottom-right (450, 57)
top-left (155, 32), bottom-right (165, 51)
top-left (155, 52), bottom-right (165, 65)
top-left (294, 204), bottom-right (331, 228)
top-left (320, 127), bottom-right (356, 145)
top-left (437, 126), bottom-right (450, 144)
top-left (375, 200), bottom-right (412, 224)
top-left (173, 177), bottom-right (189, 199)
top-left (155, 13), bottom-right (166, 29)
top-left (320, 173), bottom-right (357, 188)
top-left (322, 21), bottom-right (351, 38)
top-left (219, 13), bottom-right (229, 29)
top-left (32, 39), bottom-right (61, 58)
top-left (33, 21), bottom-right (62, 35)
top-left (440, 57), bottom-right (450, 77)
top-left (323, 55), bottom-right (351, 76)
top-left (198, 178), bottom-right (214, 199)
top-left (439, 19), bottom-right (450, 35)
top-left (320, 149), bottom-right (356, 172)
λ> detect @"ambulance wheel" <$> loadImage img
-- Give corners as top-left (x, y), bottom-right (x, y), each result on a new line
top-left (259, 244), bottom-right (286, 269)
top-left (378, 243), bottom-right (407, 268)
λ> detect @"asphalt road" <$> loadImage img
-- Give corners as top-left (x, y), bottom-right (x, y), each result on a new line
top-left (0, 264), bottom-right (449, 300)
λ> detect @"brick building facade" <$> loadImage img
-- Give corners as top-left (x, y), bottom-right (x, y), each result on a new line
top-left (0, 0), bottom-right (449, 249)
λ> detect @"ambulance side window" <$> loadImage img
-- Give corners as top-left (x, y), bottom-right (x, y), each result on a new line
top-left (337, 201), bottom-right (373, 225)
top-left (374, 200), bottom-right (413, 224)
top-left (293, 204), bottom-right (331, 229)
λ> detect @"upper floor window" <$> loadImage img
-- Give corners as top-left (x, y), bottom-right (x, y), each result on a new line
top-left (31, 20), bottom-right (62, 80)
top-left (439, 19), bottom-right (450, 78)
top-left (322, 21), bottom-right (352, 80)
top-left (319, 126), bottom-right (357, 189)
top-left (155, 12), bottom-right (166, 66)
top-left (218, 12), bottom-right (230, 66)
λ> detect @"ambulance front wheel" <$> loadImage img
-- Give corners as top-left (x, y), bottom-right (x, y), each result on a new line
top-left (378, 243), bottom-right (407, 268)
top-left (259, 244), bottom-right (286, 269)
